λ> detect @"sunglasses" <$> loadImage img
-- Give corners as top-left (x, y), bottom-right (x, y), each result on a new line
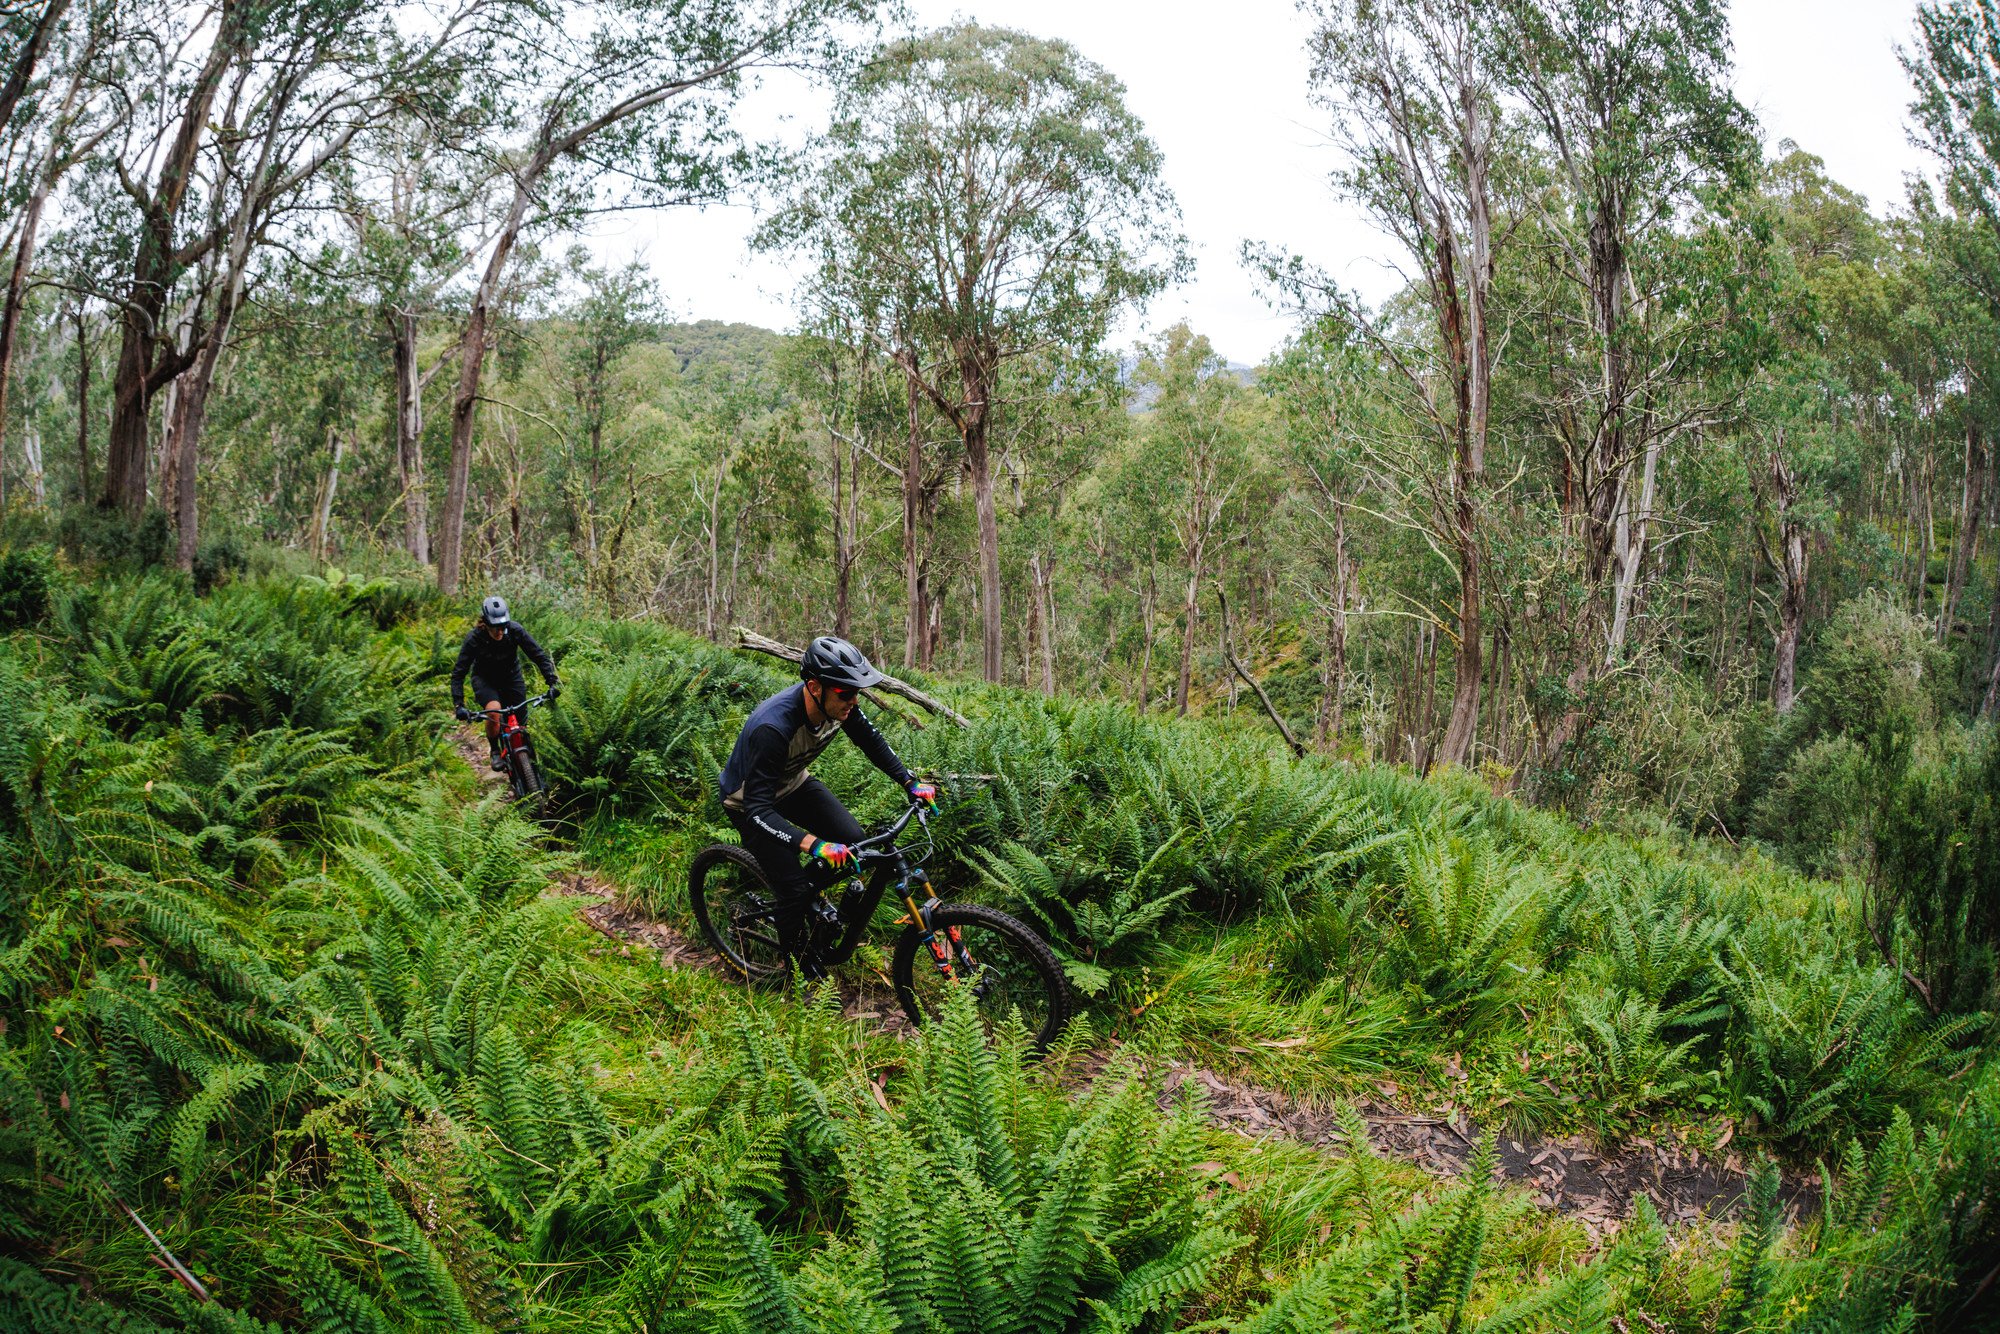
top-left (824, 684), bottom-right (859, 702)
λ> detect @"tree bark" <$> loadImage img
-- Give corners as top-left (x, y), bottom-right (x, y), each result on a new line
top-left (22, 410), bottom-right (43, 506)
top-left (73, 303), bottom-right (89, 499)
top-left (735, 626), bottom-right (970, 726)
top-left (1174, 563), bottom-right (1201, 716)
top-left (1316, 507), bottom-right (1351, 752)
top-left (1219, 583), bottom-right (1304, 758)
top-left (1032, 552), bottom-right (1056, 695)
top-left (168, 271), bottom-right (247, 570)
top-left (960, 361), bottom-right (1004, 683)
top-left (101, 9), bottom-right (239, 520)
top-left (1434, 61), bottom-right (1497, 769)
top-left (1982, 572), bottom-right (2000, 718)
top-left (0, 177), bottom-right (47, 511)
top-left (0, 0), bottom-right (69, 141)
top-left (1941, 422), bottom-right (1988, 643)
top-left (1436, 200), bottom-right (1489, 768)
top-left (1768, 449), bottom-right (1809, 714)
top-left (1137, 568), bottom-right (1156, 714)
top-left (390, 309), bottom-right (430, 564)
top-left (438, 177), bottom-right (529, 594)
top-left (308, 425), bottom-right (345, 560)
top-left (1604, 429), bottom-right (1662, 663)
top-left (900, 352), bottom-right (925, 670)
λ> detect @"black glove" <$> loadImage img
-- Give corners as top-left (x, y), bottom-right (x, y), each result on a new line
top-left (546, 681), bottom-right (561, 701)
top-left (456, 706), bottom-right (475, 722)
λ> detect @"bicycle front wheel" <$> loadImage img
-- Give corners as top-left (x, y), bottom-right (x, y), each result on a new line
top-left (510, 750), bottom-right (546, 818)
top-left (891, 903), bottom-right (1071, 1053)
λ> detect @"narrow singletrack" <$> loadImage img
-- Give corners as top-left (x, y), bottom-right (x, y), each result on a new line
top-left (1156, 1063), bottom-right (1817, 1238)
top-left (446, 736), bottom-right (1816, 1236)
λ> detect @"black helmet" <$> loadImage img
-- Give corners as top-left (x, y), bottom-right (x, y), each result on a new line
top-left (800, 635), bottom-right (884, 690)
top-left (481, 595), bottom-right (509, 625)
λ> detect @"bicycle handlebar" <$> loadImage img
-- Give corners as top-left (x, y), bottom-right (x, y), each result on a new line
top-left (840, 771), bottom-right (997, 861)
top-left (851, 800), bottom-right (926, 858)
top-left (465, 692), bottom-right (554, 714)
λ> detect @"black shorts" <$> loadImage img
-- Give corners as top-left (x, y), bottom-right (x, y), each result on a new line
top-left (469, 672), bottom-right (528, 710)
top-left (727, 777), bottom-right (866, 954)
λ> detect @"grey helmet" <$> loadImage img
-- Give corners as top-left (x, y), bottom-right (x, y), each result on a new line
top-left (800, 635), bottom-right (885, 690)
top-left (481, 595), bottom-right (510, 626)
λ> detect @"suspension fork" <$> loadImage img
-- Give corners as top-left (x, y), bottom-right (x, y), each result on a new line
top-left (901, 871), bottom-right (967, 979)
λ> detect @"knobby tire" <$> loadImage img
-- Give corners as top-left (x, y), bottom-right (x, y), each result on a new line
top-left (891, 903), bottom-right (1071, 1053)
top-left (689, 843), bottom-right (789, 983)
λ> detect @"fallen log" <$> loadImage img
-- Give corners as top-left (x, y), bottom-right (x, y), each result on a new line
top-left (734, 627), bottom-right (972, 728)
top-left (1216, 584), bottom-right (1307, 759)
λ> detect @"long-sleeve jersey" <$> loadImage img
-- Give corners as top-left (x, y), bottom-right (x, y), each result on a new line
top-left (449, 621), bottom-right (558, 706)
top-left (718, 685), bottom-right (914, 845)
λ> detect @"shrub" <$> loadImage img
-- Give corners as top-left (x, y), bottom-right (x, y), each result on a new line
top-left (191, 532), bottom-right (247, 594)
top-left (57, 503), bottom-right (171, 571)
top-left (0, 545), bottom-right (57, 630)
top-left (1870, 722), bottom-right (2000, 1015)
top-left (1718, 933), bottom-right (1981, 1142)
top-left (1748, 733), bottom-right (1872, 876)
top-left (1381, 832), bottom-right (1545, 1031)
top-left (532, 655), bottom-right (723, 813)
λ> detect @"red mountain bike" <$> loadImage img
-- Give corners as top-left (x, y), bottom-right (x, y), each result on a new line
top-left (465, 692), bottom-right (552, 817)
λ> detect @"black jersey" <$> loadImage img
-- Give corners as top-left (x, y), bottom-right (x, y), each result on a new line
top-left (718, 685), bottom-right (913, 845)
top-left (449, 621), bottom-right (557, 706)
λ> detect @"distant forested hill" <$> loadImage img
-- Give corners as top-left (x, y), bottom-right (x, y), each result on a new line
top-left (659, 320), bottom-right (789, 380)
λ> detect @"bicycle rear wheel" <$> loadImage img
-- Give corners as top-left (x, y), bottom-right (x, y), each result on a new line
top-left (689, 844), bottom-right (789, 984)
top-left (891, 903), bottom-right (1071, 1053)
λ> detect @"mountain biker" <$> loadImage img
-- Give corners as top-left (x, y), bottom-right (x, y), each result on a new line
top-left (451, 596), bottom-right (560, 771)
top-left (718, 636), bottom-right (936, 970)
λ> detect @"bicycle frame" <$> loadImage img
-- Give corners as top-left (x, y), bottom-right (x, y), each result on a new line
top-left (730, 801), bottom-right (956, 971)
top-left (475, 693), bottom-right (550, 791)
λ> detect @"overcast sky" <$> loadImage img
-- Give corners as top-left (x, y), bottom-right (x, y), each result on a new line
top-left (584, 0), bottom-right (1929, 365)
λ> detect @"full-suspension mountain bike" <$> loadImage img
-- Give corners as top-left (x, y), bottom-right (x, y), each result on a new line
top-left (689, 792), bottom-right (1073, 1050)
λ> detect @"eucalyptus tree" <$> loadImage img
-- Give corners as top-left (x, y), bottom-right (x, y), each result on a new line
top-left (431, 0), bottom-right (879, 595)
top-left (1497, 0), bottom-right (1754, 679)
top-left (1265, 315), bottom-right (1379, 751)
top-left (1274, 0), bottom-right (1514, 768)
top-left (0, 0), bottom-right (69, 141)
top-left (85, 0), bottom-right (493, 562)
top-left (333, 107), bottom-right (498, 567)
top-left (555, 258), bottom-right (666, 581)
top-left (0, 0), bottom-right (116, 505)
top-left (994, 345), bottom-right (1124, 695)
top-left (759, 23), bottom-right (1186, 683)
top-left (1127, 325), bottom-right (1259, 716)
top-left (1908, 0), bottom-right (2000, 711)
top-left (779, 285), bottom-right (907, 642)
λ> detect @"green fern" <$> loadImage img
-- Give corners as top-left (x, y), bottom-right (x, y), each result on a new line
top-left (1715, 1159), bottom-right (1782, 1333)
top-left (270, 1238), bottom-right (396, 1334)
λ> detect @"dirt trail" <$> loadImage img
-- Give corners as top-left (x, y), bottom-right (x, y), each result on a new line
top-left (1157, 1064), bottom-right (1816, 1237)
top-left (449, 733), bottom-right (1814, 1235)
